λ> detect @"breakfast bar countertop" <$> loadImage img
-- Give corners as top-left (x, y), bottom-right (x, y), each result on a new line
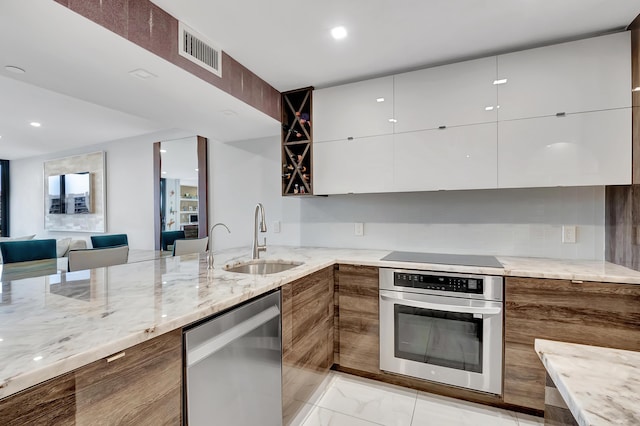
top-left (2, 245), bottom-right (640, 400)
top-left (535, 339), bottom-right (640, 426)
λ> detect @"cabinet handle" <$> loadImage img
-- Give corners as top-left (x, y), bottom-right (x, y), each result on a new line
top-left (438, 125), bottom-right (447, 129)
top-left (556, 112), bottom-right (566, 117)
top-left (106, 352), bottom-right (126, 363)
top-left (347, 136), bottom-right (354, 141)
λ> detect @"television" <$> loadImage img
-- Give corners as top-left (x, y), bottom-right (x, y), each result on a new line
top-left (48, 172), bottom-right (92, 214)
top-left (189, 213), bottom-right (198, 224)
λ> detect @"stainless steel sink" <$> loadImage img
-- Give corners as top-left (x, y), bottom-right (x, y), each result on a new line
top-left (224, 259), bottom-right (303, 275)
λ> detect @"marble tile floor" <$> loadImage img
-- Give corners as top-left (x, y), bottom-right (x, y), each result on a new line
top-left (292, 371), bottom-right (544, 426)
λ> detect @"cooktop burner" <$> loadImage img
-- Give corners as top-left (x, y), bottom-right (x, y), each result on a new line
top-left (380, 251), bottom-right (503, 268)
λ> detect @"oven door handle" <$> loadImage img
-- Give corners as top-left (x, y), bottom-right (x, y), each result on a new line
top-left (380, 294), bottom-right (502, 316)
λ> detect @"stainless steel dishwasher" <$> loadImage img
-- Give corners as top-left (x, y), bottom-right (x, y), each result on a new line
top-left (184, 290), bottom-right (282, 426)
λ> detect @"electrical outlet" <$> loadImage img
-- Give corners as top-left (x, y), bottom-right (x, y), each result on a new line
top-left (354, 222), bottom-right (364, 236)
top-left (562, 225), bottom-right (576, 244)
top-left (273, 221), bottom-right (281, 233)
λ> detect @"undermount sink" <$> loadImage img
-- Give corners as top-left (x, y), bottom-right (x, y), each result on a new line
top-left (224, 259), bottom-right (303, 275)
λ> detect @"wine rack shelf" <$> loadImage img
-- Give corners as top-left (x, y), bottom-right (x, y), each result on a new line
top-left (282, 87), bottom-right (313, 196)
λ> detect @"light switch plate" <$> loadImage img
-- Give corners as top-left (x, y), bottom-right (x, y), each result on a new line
top-left (562, 225), bottom-right (576, 244)
top-left (273, 221), bottom-right (281, 233)
top-left (354, 222), bottom-right (364, 236)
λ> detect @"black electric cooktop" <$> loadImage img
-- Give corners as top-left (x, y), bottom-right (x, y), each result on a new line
top-left (380, 251), bottom-right (503, 268)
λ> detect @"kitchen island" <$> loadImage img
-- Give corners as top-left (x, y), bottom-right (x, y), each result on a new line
top-left (1, 246), bottom-right (640, 418)
top-left (535, 339), bottom-right (640, 425)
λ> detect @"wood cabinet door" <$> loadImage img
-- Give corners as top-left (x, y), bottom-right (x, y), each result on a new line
top-left (503, 277), bottom-right (640, 410)
top-left (337, 264), bottom-right (380, 374)
top-left (282, 267), bottom-right (334, 425)
top-left (74, 329), bottom-right (182, 425)
top-left (0, 329), bottom-right (182, 426)
top-left (313, 76), bottom-right (394, 142)
top-left (497, 32), bottom-right (631, 121)
top-left (394, 56), bottom-right (498, 133)
top-left (497, 108), bottom-right (631, 188)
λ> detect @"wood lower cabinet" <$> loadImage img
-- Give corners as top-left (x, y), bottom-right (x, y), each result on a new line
top-left (282, 266), bottom-right (334, 425)
top-left (338, 264), bottom-right (380, 374)
top-left (0, 329), bottom-right (182, 425)
top-left (504, 277), bottom-right (640, 410)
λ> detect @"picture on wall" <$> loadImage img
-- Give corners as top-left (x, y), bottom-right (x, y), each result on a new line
top-left (44, 151), bottom-right (106, 232)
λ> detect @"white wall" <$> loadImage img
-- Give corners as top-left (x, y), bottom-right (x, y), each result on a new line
top-left (10, 130), bottom-right (189, 249)
top-left (297, 187), bottom-right (605, 259)
top-left (209, 136), bottom-right (300, 251)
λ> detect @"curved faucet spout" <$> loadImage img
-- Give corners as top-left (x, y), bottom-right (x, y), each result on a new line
top-left (207, 222), bottom-right (231, 269)
top-left (210, 222), bottom-right (231, 235)
top-left (252, 203), bottom-right (267, 259)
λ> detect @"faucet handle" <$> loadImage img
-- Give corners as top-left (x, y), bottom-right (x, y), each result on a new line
top-left (260, 237), bottom-right (267, 251)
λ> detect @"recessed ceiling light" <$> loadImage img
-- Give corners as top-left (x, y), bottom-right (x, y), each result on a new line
top-left (161, 314), bottom-right (167, 318)
top-left (388, 118), bottom-right (397, 123)
top-left (162, 171), bottom-right (167, 174)
top-left (33, 356), bottom-right (43, 361)
top-left (376, 98), bottom-right (385, 103)
top-left (331, 26), bottom-right (348, 40)
top-left (485, 106), bottom-right (494, 111)
top-left (220, 109), bottom-right (238, 117)
top-left (493, 79), bottom-right (508, 85)
top-left (129, 68), bottom-right (157, 80)
top-left (30, 122), bottom-right (41, 127)
top-left (195, 168), bottom-right (199, 172)
top-left (159, 149), bottom-right (167, 153)
top-left (4, 65), bottom-right (25, 74)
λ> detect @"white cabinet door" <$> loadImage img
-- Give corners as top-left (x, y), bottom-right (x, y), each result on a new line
top-left (497, 32), bottom-right (631, 121)
top-left (313, 76), bottom-right (394, 142)
top-left (497, 108), bottom-right (631, 188)
top-left (394, 57), bottom-right (498, 133)
top-left (313, 135), bottom-right (394, 195)
top-left (393, 123), bottom-right (498, 192)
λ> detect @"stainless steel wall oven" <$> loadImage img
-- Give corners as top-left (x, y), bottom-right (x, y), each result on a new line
top-left (379, 268), bottom-right (503, 395)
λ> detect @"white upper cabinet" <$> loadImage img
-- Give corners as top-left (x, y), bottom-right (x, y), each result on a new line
top-left (313, 134), bottom-right (394, 195)
top-left (394, 57), bottom-right (498, 133)
top-left (497, 32), bottom-right (631, 121)
top-left (394, 123), bottom-right (498, 192)
top-left (497, 108), bottom-right (631, 188)
top-left (313, 76), bottom-right (394, 142)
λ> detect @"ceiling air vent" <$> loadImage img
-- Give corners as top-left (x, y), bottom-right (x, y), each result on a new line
top-left (178, 22), bottom-right (222, 77)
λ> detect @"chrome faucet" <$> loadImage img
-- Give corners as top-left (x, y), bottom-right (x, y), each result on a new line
top-left (207, 222), bottom-right (231, 269)
top-left (252, 203), bottom-right (267, 259)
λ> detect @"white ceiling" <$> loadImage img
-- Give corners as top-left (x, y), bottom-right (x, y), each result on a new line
top-left (151, 0), bottom-right (640, 91)
top-left (0, 0), bottom-right (279, 160)
top-left (0, 0), bottom-right (638, 160)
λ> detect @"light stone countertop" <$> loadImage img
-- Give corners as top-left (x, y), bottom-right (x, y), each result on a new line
top-left (1, 245), bottom-right (640, 400)
top-left (535, 339), bottom-right (640, 426)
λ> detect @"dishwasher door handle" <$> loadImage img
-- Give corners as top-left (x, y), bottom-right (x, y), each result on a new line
top-left (186, 304), bottom-right (280, 367)
top-left (380, 294), bottom-right (501, 316)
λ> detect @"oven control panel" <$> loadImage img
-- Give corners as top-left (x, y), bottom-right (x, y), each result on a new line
top-left (393, 272), bottom-right (484, 294)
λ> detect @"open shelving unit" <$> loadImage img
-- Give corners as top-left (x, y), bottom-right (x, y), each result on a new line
top-left (281, 87), bottom-right (313, 196)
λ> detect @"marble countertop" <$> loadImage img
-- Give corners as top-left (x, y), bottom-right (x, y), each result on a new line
top-left (535, 339), bottom-right (640, 426)
top-left (2, 245), bottom-right (640, 400)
